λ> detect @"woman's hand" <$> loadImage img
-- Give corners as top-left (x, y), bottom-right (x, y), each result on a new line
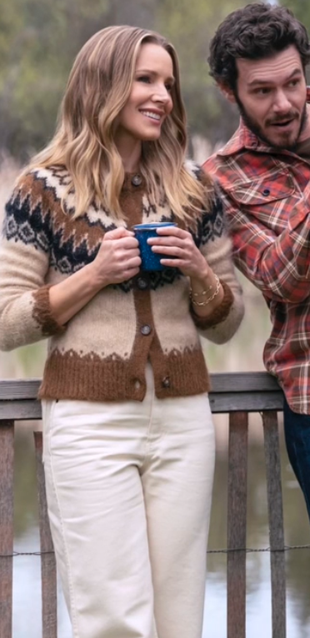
top-left (148, 225), bottom-right (224, 314)
top-left (90, 227), bottom-right (141, 287)
top-left (147, 226), bottom-right (208, 280)
top-left (49, 227), bottom-right (141, 326)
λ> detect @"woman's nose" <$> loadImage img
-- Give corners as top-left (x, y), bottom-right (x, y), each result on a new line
top-left (152, 84), bottom-right (171, 103)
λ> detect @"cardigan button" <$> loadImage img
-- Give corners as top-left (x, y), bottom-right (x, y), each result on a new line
top-left (140, 324), bottom-right (151, 336)
top-left (162, 376), bottom-right (170, 388)
top-left (137, 277), bottom-right (148, 290)
top-left (131, 174), bottom-right (142, 186)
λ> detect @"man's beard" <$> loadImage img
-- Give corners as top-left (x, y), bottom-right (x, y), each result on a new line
top-left (234, 93), bottom-right (308, 151)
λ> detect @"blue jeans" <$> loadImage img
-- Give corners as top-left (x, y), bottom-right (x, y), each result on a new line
top-left (283, 396), bottom-right (310, 519)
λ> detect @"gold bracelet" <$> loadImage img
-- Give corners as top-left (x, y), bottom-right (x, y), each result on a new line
top-left (190, 283), bottom-right (214, 298)
top-left (190, 275), bottom-right (221, 306)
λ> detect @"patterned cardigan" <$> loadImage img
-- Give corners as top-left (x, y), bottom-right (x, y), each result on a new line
top-left (0, 164), bottom-right (244, 401)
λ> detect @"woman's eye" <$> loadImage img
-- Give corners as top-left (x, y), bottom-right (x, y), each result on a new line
top-left (165, 83), bottom-right (173, 92)
top-left (137, 75), bottom-right (151, 83)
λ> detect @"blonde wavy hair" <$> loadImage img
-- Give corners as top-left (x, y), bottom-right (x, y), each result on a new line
top-left (26, 25), bottom-right (212, 220)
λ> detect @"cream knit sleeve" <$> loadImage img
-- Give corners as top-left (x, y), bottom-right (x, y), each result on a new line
top-left (0, 178), bottom-right (65, 351)
top-left (190, 183), bottom-right (244, 344)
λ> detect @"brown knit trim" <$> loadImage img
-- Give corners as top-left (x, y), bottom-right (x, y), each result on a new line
top-left (38, 346), bottom-right (210, 402)
top-left (190, 279), bottom-right (234, 329)
top-left (32, 285), bottom-right (66, 337)
top-left (149, 333), bottom-right (211, 398)
top-left (120, 186), bottom-right (144, 228)
top-left (131, 281), bottom-right (211, 397)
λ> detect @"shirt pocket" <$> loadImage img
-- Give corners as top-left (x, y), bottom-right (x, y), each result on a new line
top-left (225, 171), bottom-right (296, 208)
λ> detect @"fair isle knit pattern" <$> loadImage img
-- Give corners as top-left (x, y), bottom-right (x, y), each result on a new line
top-left (0, 164), bottom-right (244, 401)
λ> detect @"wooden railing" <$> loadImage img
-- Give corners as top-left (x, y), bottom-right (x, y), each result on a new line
top-left (0, 372), bottom-right (285, 638)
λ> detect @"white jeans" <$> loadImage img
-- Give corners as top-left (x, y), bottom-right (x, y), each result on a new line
top-left (42, 365), bottom-right (215, 638)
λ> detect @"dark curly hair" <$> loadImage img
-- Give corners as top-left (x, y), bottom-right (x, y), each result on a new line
top-left (208, 2), bottom-right (310, 91)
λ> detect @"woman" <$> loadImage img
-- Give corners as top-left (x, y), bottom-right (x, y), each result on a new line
top-left (0, 26), bottom-right (243, 638)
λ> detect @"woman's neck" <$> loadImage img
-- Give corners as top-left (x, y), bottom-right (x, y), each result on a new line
top-left (115, 135), bottom-right (142, 173)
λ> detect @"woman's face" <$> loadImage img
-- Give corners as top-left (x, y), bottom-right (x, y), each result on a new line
top-left (115, 42), bottom-right (174, 152)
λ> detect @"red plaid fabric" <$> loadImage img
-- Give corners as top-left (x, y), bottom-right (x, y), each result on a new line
top-left (204, 91), bottom-right (310, 413)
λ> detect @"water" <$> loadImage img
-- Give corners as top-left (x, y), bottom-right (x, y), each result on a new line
top-left (11, 418), bottom-right (310, 638)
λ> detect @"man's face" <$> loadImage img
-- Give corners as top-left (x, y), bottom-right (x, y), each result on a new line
top-left (231, 46), bottom-right (310, 150)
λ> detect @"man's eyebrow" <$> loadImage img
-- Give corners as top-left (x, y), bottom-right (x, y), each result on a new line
top-left (248, 68), bottom-right (303, 87)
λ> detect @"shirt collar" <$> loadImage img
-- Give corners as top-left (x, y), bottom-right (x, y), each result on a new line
top-left (217, 86), bottom-right (310, 157)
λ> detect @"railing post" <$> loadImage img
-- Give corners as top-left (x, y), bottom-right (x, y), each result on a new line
top-left (0, 372), bottom-right (286, 637)
top-left (227, 411), bottom-right (248, 638)
top-left (262, 411), bottom-right (286, 638)
top-left (34, 432), bottom-right (57, 638)
top-left (0, 420), bottom-right (14, 638)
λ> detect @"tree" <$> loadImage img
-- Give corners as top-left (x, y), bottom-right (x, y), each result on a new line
top-left (279, 0), bottom-right (310, 34)
top-left (0, 0), bottom-right (110, 159)
top-left (0, 0), bottom-right (251, 160)
top-left (154, 0), bottom-right (250, 148)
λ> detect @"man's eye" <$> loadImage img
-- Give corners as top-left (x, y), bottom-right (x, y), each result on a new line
top-left (254, 88), bottom-right (270, 95)
top-left (288, 79), bottom-right (300, 88)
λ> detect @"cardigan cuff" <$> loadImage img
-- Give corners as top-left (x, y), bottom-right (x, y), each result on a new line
top-left (32, 284), bottom-right (66, 337)
top-left (190, 280), bottom-right (234, 329)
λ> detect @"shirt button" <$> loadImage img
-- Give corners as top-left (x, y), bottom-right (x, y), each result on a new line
top-left (140, 325), bottom-right (152, 336)
top-left (162, 376), bottom-right (170, 388)
top-left (131, 174), bottom-right (142, 186)
top-left (137, 277), bottom-right (148, 290)
top-left (262, 188), bottom-right (270, 197)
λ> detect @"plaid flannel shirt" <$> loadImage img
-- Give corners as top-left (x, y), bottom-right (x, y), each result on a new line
top-left (204, 91), bottom-right (310, 414)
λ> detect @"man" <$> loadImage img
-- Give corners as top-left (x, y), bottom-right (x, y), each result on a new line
top-left (204, 2), bottom-right (310, 518)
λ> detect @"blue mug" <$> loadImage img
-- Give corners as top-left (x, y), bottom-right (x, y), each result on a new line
top-left (133, 222), bottom-right (176, 271)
